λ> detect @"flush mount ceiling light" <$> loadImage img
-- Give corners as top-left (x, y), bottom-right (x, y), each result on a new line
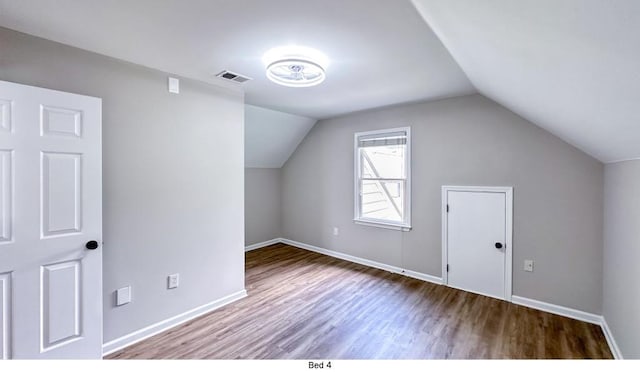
top-left (263, 46), bottom-right (329, 88)
top-left (266, 59), bottom-right (325, 87)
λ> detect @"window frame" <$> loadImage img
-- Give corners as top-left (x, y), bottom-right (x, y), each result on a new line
top-left (353, 126), bottom-right (412, 232)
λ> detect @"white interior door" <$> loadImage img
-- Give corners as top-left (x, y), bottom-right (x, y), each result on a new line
top-left (444, 188), bottom-right (511, 300)
top-left (0, 80), bottom-right (102, 359)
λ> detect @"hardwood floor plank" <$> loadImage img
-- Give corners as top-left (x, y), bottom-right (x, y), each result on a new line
top-left (107, 244), bottom-right (613, 359)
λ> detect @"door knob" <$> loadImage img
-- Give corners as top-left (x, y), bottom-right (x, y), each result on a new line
top-left (86, 241), bottom-right (99, 250)
top-left (495, 242), bottom-right (503, 249)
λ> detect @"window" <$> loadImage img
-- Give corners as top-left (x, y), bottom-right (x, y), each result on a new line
top-left (354, 127), bottom-right (411, 231)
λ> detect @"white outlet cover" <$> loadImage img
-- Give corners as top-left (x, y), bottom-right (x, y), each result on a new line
top-left (168, 274), bottom-right (179, 289)
top-left (333, 227), bottom-right (339, 236)
top-left (116, 286), bottom-right (132, 306)
top-left (524, 260), bottom-right (534, 272)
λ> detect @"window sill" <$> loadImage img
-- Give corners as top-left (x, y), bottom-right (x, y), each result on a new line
top-left (354, 219), bottom-right (412, 232)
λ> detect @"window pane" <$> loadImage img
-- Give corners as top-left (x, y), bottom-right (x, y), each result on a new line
top-left (360, 144), bottom-right (405, 179)
top-left (360, 180), bottom-right (404, 222)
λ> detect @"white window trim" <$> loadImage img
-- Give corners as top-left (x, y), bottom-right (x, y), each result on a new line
top-left (354, 126), bottom-right (411, 231)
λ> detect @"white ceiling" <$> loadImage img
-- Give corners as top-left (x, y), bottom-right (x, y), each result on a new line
top-left (245, 105), bottom-right (316, 168)
top-left (412, 0), bottom-right (640, 163)
top-left (0, 0), bottom-right (474, 119)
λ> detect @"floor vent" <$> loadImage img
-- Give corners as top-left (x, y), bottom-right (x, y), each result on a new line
top-left (216, 70), bottom-right (252, 84)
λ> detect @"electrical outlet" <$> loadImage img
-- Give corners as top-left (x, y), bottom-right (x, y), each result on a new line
top-left (116, 286), bottom-right (131, 306)
top-left (168, 273), bottom-right (179, 289)
top-left (524, 260), bottom-right (534, 272)
top-left (333, 227), bottom-right (339, 236)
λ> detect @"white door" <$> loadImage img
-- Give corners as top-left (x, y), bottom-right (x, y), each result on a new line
top-left (444, 188), bottom-right (512, 300)
top-left (0, 80), bottom-right (102, 359)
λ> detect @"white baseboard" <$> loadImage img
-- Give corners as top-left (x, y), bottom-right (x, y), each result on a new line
top-left (500, 296), bottom-right (624, 359)
top-left (245, 238), bottom-right (282, 252)
top-left (511, 295), bottom-right (602, 324)
top-left (601, 318), bottom-right (623, 359)
top-left (102, 289), bottom-right (247, 356)
top-left (280, 238), bottom-right (443, 286)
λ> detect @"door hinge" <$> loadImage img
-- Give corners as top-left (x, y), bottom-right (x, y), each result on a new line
top-left (446, 264), bottom-right (449, 272)
top-left (446, 204), bottom-right (449, 213)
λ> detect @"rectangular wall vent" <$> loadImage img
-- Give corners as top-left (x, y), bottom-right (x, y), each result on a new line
top-left (216, 70), bottom-right (252, 84)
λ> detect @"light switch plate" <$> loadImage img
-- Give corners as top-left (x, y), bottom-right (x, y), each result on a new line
top-left (116, 286), bottom-right (131, 306)
top-left (168, 77), bottom-right (180, 94)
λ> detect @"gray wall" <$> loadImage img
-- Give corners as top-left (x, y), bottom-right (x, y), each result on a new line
top-left (604, 160), bottom-right (640, 358)
top-left (0, 28), bottom-right (245, 343)
top-left (245, 168), bottom-right (282, 246)
top-left (282, 94), bottom-right (604, 314)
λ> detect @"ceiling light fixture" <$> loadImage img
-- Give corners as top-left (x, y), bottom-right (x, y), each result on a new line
top-left (263, 46), bottom-right (329, 88)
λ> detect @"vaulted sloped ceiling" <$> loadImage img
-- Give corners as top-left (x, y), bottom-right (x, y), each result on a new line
top-left (245, 105), bottom-right (317, 168)
top-left (412, 0), bottom-right (640, 163)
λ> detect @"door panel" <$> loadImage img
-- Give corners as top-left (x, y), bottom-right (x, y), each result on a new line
top-left (0, 80), bottom-right (102, 359)
top-left (0, 100), bottom-right (11, 132)
top-left (41, 106), bottom-right (82, 138)
top-left (42, 260), bottom-right (82, 350)
top-left (0, 272), bottom-right (10, 359)
top-left (41, 152), bottom-right (83, 237)
top-left (0, 150), bottom-right (12, 243)
top-left (447, 191), bottom-right (506, 299)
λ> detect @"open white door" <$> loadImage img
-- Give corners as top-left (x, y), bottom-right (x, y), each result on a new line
top-left (0, 80), bottom-right (102, 359)
top-left (442, 186), bottom-right (512, 301)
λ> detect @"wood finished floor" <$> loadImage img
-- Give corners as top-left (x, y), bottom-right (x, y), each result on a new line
top-left (108, 243), bottom-right (612, 359)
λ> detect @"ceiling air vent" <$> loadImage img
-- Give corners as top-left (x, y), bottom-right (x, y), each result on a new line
top-left (216, 70), bottom-right (252, 84)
